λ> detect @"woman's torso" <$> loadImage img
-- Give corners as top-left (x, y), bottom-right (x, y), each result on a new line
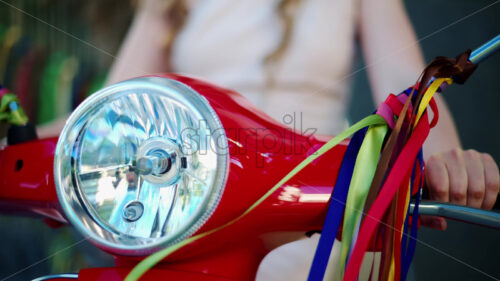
top-left (171, 0), bottom-right (360, 135)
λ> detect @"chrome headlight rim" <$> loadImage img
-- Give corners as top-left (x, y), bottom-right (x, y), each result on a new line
top-left (54, 76), bottom-right (229, 256)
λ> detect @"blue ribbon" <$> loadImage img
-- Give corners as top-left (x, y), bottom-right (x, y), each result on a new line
top-left (307, 127), bottom-right (367, 281)
top-left (400, 149), bottom-right (423, 280)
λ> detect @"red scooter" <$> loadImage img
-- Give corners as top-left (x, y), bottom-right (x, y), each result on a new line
top-left (1, 36), bottom-right (499, 281)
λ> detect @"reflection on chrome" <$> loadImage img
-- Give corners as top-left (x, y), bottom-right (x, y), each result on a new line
top-left (32, 273), bottom-right (78, 281)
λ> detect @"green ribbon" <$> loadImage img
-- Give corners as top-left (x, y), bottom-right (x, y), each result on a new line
top-left (125, 114), bottom-right (387, 281)
top-left (338, 124), bottom-right (388, 278)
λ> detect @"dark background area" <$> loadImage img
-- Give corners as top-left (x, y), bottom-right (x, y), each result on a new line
top-left (0, 0), bottom-right (499, 280)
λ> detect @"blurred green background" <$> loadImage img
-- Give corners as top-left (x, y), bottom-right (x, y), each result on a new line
top-left (0, 0), bottom-right (499, 280)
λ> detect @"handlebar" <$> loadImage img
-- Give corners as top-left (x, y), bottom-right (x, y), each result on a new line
top-left (410, 200), bottom-right (500, 229)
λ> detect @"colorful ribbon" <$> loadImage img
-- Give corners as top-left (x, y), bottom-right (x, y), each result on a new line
top-left (338, 124), bottom-right (388, 278)
top-left (344, 111), bottom-right (430, 281)
top-left (307, 127), bottom-right (368, 281)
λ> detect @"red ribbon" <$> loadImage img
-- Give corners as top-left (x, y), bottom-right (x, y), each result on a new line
top-left (344, 111), bottom-right (430, 281)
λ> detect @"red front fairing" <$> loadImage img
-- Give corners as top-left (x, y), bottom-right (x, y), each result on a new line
top-left (0, 74), bottom-right (349, 280)
top-left (0, 137), bottom-right (65, 223)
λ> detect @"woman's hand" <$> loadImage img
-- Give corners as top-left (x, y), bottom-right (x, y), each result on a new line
top-left (422, 148), bottom-right (500, 230)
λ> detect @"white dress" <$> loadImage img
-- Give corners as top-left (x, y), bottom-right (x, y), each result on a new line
top-left (171, 0), bottom-right (374, 280)
top-left (172, 0), bottom-right (359, 135)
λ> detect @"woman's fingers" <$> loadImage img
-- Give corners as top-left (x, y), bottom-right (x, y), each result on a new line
top-left (425, 153), bottom-right (449, 202)
top-left (425, 149), bottom-right (498, 209)
top-left (442, 148), bottom-right (468, 206)
top-left (423, 149), bottom-right (499, 231)
top-left (463, 149), bottom-right (485, 208)
top-left (420, 215), bottom-right (447, 231)
top-left (480, 153), bottom-right (500, 210)
top-left (421, 154), bottom-right (449, 230)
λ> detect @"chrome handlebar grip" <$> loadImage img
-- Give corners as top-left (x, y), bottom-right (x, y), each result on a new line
top-left (410, 200), bottom-right (500, 229)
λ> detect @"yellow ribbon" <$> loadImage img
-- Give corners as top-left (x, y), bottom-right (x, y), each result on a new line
top-left (415, 78), bottom-right (452, 124)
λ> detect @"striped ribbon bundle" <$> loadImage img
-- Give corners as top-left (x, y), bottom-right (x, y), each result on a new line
top-left (308, 50), bottom-right (477, 281)
top-left (308, 81), bottom-right (442, 281)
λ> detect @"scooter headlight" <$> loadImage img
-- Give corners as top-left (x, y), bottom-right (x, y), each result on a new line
top-left (54, 77), bottom-right (228, 255)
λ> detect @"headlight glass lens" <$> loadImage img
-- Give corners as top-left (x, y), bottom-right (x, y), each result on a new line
top-left (54, 77), bottom-right (228, 255)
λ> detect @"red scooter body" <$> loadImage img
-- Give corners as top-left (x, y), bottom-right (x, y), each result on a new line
top-left (0, 74), bottom-right (348, 280)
